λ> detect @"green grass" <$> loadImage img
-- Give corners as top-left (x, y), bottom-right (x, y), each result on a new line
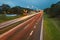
top-left (43, 14), bottom-right (60, 40)
top-left (0, 14), bottom-right (24, 23)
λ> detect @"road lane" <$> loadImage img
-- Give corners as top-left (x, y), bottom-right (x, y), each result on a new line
top-left (26, 17), bottom-right (42, 40)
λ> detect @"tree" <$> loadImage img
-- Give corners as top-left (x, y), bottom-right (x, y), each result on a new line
top-left (44, 1), bottom-right (60, 18)
top-left (0, 6), bottom-right (2, 14)
top-left (2, 4), bottom-right (10, 14)
top-left (10, 6), bottom-right (24, 15)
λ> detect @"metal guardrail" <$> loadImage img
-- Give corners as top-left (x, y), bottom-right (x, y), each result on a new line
top-left (0, 12), bottom-right (43, 40)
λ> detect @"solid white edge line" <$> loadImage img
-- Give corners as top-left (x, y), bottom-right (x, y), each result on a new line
top-left (40, 18), bottom-right (43, 40)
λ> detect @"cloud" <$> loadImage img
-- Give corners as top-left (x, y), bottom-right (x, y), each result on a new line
top-left (0, 0), bottom-right (15, 6)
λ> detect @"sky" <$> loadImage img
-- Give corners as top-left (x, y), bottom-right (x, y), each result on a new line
top-left (0, 0), bottom-right (60, 10)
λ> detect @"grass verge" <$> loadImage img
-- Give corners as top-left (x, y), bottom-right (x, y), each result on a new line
top-left (43, 14), bottom-right (60, 40)
top-left (0, 14), bottom-right (24, 23)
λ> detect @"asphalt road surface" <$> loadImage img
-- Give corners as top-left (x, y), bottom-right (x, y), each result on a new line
top-left (4, 15), bottom-right (42, 40)
top-left (3, 17), bottom-right (42, 40)
top-left (0, 11), bottom-right (43, 40)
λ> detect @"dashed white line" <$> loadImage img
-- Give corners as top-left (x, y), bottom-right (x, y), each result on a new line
top-left (27, 30), bottom-right (34, 40)
top-left (30, 30), bottom-right (34, 36)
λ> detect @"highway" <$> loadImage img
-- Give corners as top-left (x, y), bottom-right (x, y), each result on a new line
top-left (8, 17), bottom-right (42, 40)
top-left (0, 11), bottom-right (43, 40)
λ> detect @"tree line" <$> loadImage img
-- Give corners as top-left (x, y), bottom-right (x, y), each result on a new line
top-left (0, 4), bottom-right (33, 15)
top-left (44, 1), bottom-right (60, 18)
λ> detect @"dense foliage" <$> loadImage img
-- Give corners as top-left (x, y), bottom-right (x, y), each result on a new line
top-left (0, 4), bottom-right (33, 15)
top-left (44, 1), bottom-right (60, 18)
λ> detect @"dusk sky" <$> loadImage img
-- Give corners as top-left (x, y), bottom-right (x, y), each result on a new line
top-left (0, 0), bottom-right (60, 9)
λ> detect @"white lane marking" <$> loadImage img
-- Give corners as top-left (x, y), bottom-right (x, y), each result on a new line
top-left (34, 25), bottom-right (36, 28)
top-left (27, 30), bottom-right (34, 40)
top-left (30, 30), bottom-right (34, 36)
top-left (23, 24), bottom-right (29, 30)
top-left (40, 18), bottom-right (43, 40)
